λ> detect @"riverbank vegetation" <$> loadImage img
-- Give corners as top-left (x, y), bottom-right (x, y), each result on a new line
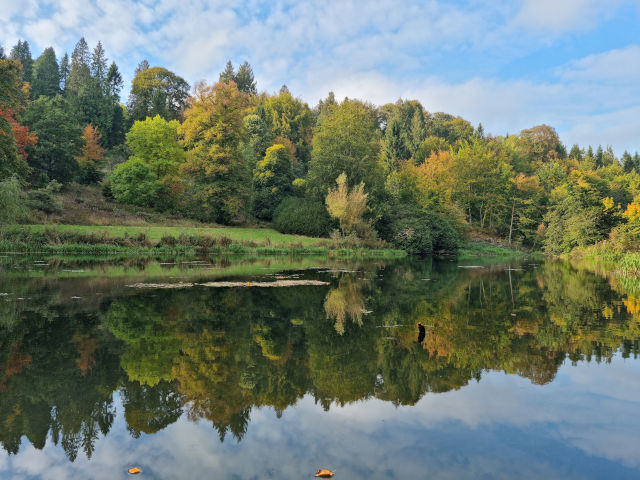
top-left (2, 38), bottom-right (639, 256)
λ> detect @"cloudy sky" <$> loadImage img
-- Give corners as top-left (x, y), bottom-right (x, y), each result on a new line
top-left (1, 0), bottom-right (639, 154)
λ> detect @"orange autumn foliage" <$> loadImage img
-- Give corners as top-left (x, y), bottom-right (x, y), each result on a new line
top-left (0, 108), bottom-right (37, 162)
top-left (76, 124), bottom-right (104, 166)
top-left (315, 469), bottom-right (335, 478)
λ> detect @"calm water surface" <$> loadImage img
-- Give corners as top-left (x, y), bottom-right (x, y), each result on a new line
top-left (0, 255), bottom-right (639, 479)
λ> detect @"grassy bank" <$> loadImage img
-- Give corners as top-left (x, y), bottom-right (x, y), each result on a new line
top-left (458, 241), bottom-right (539, 258)
top-left (0, 225), bottom-right (405, 258)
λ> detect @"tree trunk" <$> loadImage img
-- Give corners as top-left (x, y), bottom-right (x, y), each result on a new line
top-left (508, 197), bottom-right (516, 245)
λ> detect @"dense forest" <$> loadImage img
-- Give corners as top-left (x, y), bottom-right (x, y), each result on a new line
top-left (2, 38), bottom-right (640, 255)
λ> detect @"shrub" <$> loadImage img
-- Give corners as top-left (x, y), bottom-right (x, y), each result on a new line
top-left (25, 180), bottom-right (63, 214)
top-left (388, 206), bottom-right (460, 255)
top-left (110, 158), bottom-right (160, 207)
top-left (273, 197), bottom-right (334, 237)
top-left (0, 177), bottom-right (29, 223)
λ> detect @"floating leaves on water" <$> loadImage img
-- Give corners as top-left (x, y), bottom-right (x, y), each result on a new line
top-left (128, 467), bottom-right (142, 475)
top-left (200, 280), bottom-right (329, 288)
top-left (128, 280), bottom-right (329, 289)
top-left (315, 469), bottom-right (335, 478)
top-left (127, 282), bottom-right (195, 289)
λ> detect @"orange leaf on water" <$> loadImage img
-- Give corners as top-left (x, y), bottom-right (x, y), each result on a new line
top-left (315, 469), bottom-right (335, 478)
top-left (128, 467), bottom-right (142, 475)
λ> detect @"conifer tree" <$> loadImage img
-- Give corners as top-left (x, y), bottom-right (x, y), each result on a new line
top-left (235, 61), bottom-right (257, 95)
top-left (59, 53), bottom-right (69, 91)
top-left (32, 47), bottom-right (60, 98)
top-left (9, 40), bottom-right (33, 83)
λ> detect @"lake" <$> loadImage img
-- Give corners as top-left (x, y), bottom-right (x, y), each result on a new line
top-left (0, 255), bottom-right (639, 479)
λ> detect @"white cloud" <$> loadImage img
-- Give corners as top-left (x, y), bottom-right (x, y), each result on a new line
top-left (512, 0), bottom-right (627, 33)
top-left (1, 0), bottom-right (639, 153)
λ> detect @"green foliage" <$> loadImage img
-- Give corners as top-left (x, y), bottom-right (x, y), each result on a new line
top-left (543, 171), bottom-right (620, 254)
top-left (326, 173), bottom-right (375, 240)
top-left (179, 81), bottom-right (250, 223)
top-left (242, 113), bottom-right (273, 168)
top-left (426, 112), bottom-right (474, 144)
top-left (273, 197), bottom-right (334, 237)
top-left (126, 115), bottom-right (185, 176)
top-left (22, 95), bottom-right (83, 183)
top-left (307, 99), bottom-right (383, 202)
top-left (0, 176), bottom-right (28, 223)
top-left (261, 89), bottom-right (314, 175)
top-left (109, 115), bottom-right (184, 210)
top-left (31, 47), bottom-right (60, 98)
top-left (127, 66), bottom-right (189, 122)
top-left (413, 136), bottom-right (450, 163)
top-left (252, 144), bottom-right (293, 220)
top-left (0, 59), bottom-right (29, 180)
top-left (219, 60), bottom-right (257, 95)
top-left (381, 99), bottom-right (426, 169)
top-left (388, 205), bottom-right (460, 255)
top-left (24, 180), bottom-right (63, 214)
top-left (110, 158), bottom-right (160, 207)
top-left (9, 40), bottom-right (33, 83)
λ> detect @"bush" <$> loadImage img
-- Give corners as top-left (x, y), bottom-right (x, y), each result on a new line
top-left (110, 158), bottom-right (160, 207)
top-left (0, 177), bottom-right (29, 223)
top-left (25, 180), bottom-right (63, 214)
top-left (273, 197), bottom-right (334, 237)
top-left (388, 207), bottom-right (460, 255)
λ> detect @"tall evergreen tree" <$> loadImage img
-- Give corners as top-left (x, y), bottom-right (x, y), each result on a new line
top-left (622, 151), bottom-right (634, 173)
top-left (106, 62), bottom-right (123, 100)
top-left (595, 145), bottom-right (604, 168)
top-left (235, 61), bottom-right (257, 95)
top-left (219, 60), bottom-right (235, 84)
top-left (32, 47), bottom-right (60, 98)
top-left (0, 45), bottom-right (5, 60)
top-left (90, 41), bottom-right (108, 91)
top-left (134, 59), bottom-right (149, 76)
top-left (9, 40), bottom-right (33, 84)
top-left (59, 53), bottom-right (69, 91)
top-left (408, 108), bottom-right (427, 155)
top-left (66, 38), bottom-right (91, 94)
top-left (23, 95), bottom-right (83, 183)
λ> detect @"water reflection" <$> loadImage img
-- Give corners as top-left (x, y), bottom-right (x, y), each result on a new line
top-left (0, 257), bottom-right (639, 472)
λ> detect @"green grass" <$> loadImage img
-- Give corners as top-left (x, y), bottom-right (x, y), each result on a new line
top-left (0, 224), bottom-right (405, 258)
top-left (20, 224), bottom-right (322, 246)
top-left (458, 242), bottom-right (539, 258)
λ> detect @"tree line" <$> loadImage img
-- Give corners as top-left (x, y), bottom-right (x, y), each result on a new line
top-left (2, 38), bottom-right (640, 254)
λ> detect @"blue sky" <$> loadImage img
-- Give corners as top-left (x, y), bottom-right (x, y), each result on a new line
top-left (1, 0), bottom-right (639, 154)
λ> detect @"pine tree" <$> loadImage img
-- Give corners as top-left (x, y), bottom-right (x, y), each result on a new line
top-left (408, 108), bottom-right (427, 155)
top-left (32, 47), bottom-right (60, 98)
top-left (134, 59), bottom-right (149, 76)
top-left (595, 145), bottom-right (604, 168)
top-left (90, 41), bottom-right (108, 90)
top-left (106, 62), bottom-right (123, 100)
top-left (568, 144), bottom-right (583, 160)
top-left (67, 37), bottom-right (91, 94)
top-left (59, 53), bottom-right (70, 91)
top-left (9, 40), bottom-right (33, 83)
top-left (219, 60), bottom-right (235, 84)
top-left (622, 151), bottom-right (634, 173)
top-left (0, 45), bottom-right (5, 60)
top-left (235, 61), bottom-right (257, 95)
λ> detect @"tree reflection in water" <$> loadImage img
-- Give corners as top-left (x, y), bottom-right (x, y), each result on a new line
top-left (0, 258), bottom-right (638, 460)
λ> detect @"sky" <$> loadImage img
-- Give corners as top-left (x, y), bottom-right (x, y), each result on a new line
top-left (1, 0), bottom-right (639, 154)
